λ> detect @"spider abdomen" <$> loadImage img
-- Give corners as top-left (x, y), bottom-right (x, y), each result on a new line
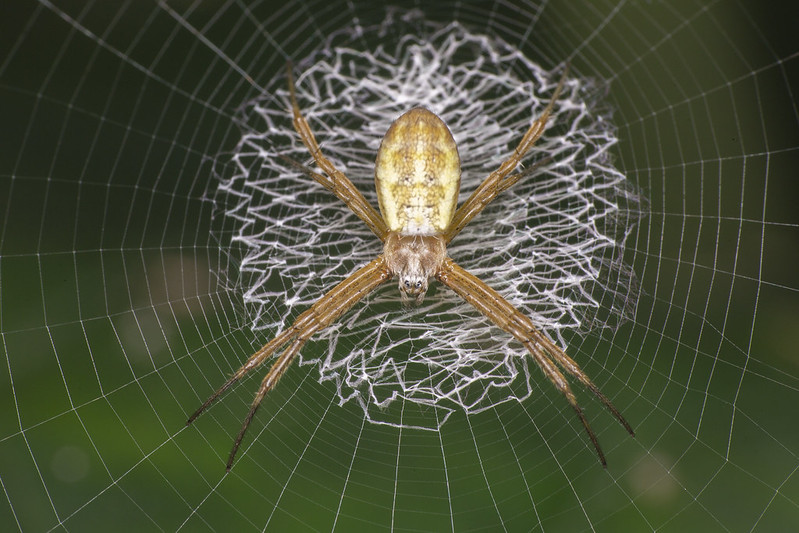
top-left (375, 107), bottom-right (461, 235)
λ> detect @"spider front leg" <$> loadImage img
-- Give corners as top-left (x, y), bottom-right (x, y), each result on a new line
top-left (187, 256), bottom-right (391, 470)
top-left (445, 64), bottom-right (569, 244)
top-left (286, 63), bottom-right (389, 241)
top-left (436, 258), bottom-right (633, 467)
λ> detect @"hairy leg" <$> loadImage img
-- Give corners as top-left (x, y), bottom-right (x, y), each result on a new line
top-left (188, 256), bottom-right (391, 469)
top-left (287, 63), bottom-right (389, 240)
top-left (436, 257), bottom-right (633, 466)
top-left (445, 64), bottom-right (569, 243)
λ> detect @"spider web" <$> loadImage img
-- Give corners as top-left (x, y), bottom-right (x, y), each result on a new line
top-left (1, 1), bottom-right (798, 532)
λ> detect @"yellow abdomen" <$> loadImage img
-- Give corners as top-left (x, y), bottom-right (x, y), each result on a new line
top-left (375, 108), bottom-right (461, 235)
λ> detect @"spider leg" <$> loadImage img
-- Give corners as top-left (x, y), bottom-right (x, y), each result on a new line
top-left (445, 64), bottom-right (569, 244)
top-left (436, 258), bottom-right (633, 467)
top-left (185, 328), bottom-right (297, 426)
top-left (286, 63), bottom-right (389, 241)
top-left (445, 155), bottom-right (554, 241)
top-left (187, 256), bottom-right (391, 470)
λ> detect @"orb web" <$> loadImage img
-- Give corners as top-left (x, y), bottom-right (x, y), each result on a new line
top-left (3, 0), bottom-right (798, 531)
top-left (214, 14), bottom-right (644, 429)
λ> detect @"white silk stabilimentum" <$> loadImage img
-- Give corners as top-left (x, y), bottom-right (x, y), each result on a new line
top-left (214, 12), bottom-right (645, 430)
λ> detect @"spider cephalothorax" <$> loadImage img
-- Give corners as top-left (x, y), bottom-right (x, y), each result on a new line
top-left (187, 63), bottom-right (634, 471)
top-left (383, 233), bottom-right (445, 304)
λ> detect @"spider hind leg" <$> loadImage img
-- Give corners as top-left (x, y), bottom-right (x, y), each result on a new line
top-left (445, 64), bottom-right (569, 243)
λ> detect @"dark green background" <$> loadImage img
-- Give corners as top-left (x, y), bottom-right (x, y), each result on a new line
top-left (1, 1), bottom-right (798, 531)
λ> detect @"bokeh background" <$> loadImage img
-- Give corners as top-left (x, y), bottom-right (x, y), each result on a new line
top-left (1, 1), bottom-right (798, 531)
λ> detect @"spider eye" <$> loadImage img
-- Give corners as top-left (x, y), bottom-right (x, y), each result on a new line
top-left (416, 280), bottom-right (422, 288)
top-left (404, 279), bottom-right (410, 288)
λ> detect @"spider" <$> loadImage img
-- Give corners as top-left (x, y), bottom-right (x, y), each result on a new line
top-left (188, 63), bottom-right (634, 471)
